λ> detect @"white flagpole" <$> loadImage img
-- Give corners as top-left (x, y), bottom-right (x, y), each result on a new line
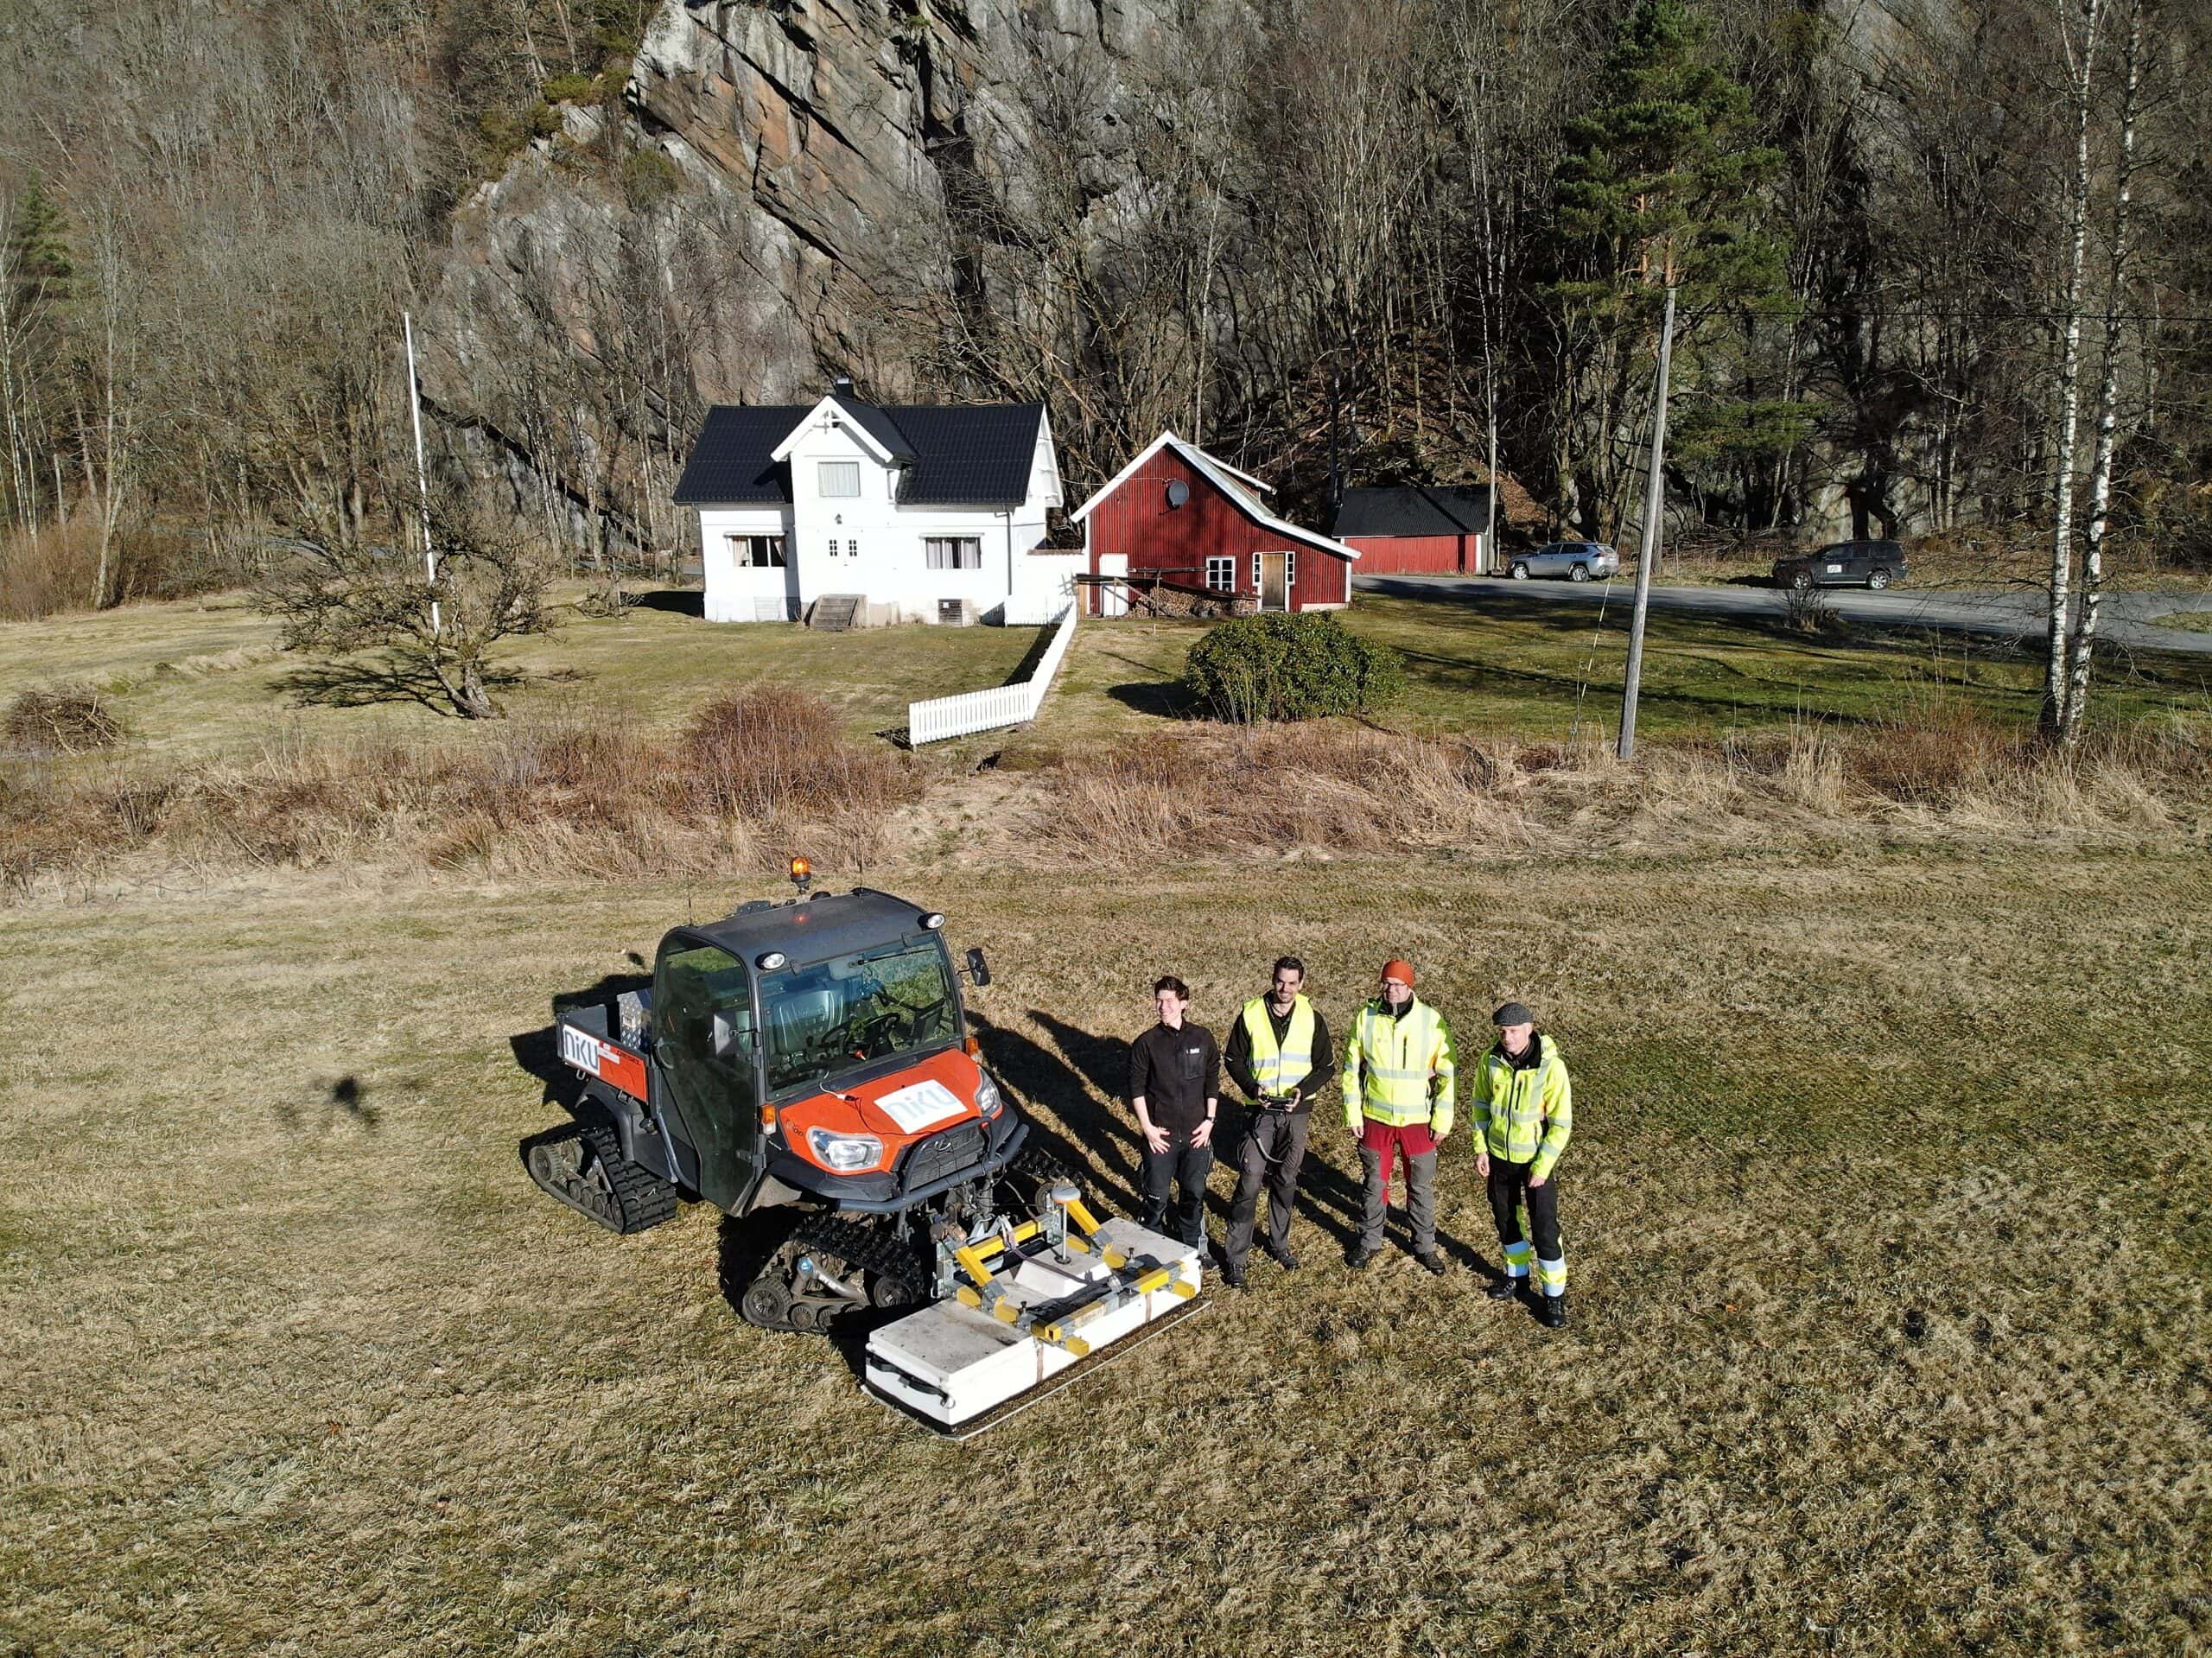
top-left (404, 311), bottom-right (441, 636)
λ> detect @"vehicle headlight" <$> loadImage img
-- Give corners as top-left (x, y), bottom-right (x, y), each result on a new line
top-left (806, 1128), bottom-right (883, 1172)
top-left (976, 1072), bottom-right (1003, 1120)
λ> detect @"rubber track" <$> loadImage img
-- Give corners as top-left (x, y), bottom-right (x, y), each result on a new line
top-left (582, 1122), bottom-right (679, 1235)
top-left (789, 1212), bottom-right (929, 1301)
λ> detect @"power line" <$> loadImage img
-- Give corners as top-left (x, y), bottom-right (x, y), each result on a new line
top-left (1678, 307), bottom-right (2212, 324)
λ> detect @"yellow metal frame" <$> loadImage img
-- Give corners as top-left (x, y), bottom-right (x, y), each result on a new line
top-left (943, 1195), bottom-right (1196, 1357)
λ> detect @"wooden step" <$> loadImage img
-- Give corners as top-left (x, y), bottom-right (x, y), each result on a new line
top-left (810, 594), bottom-right (863, 632)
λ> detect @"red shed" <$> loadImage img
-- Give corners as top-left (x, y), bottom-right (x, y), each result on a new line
top-left (1072, 432), bottom-right (1357, 616)
top-left (1332, 486), bottom-right (1497, 575)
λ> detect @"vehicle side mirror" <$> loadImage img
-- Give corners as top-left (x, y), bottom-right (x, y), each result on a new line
top-left (964, 947), bottom-right (992, 988)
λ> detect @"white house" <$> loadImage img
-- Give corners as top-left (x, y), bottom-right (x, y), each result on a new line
top-left (672, 379), bottom-right (1080, 626)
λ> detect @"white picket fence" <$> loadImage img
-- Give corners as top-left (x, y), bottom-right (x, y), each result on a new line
top-left (907, 603), bottom-right (1078, 745)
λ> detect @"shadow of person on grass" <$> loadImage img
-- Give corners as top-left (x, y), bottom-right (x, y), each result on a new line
top-left (965, 1009), bottom-right (1143, 1216)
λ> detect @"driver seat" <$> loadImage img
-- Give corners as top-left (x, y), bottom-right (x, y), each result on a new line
top-left (766, 984), bottom-right (842, 1058)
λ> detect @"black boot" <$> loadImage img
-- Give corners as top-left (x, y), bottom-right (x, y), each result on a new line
top-left (1265, 1240), bottom-right (1300, 1272)
top-left (1486, 1274), bottom-right (1522, 1302)
top-left (1539, 1293), bottom-right (1567, 1329)
top-left (1219, 1258), bottom-right (1246, 1290)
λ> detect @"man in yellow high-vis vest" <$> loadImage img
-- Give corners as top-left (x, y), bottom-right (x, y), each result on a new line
top-left (1339, 958), bottom-right (1455, 1274)
top-left (1220, 956), bottom-right (1333, 1289)
top-left (1471, 1001), bottom-right (1574, 1328)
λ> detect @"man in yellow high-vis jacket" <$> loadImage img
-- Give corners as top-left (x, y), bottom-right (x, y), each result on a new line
top-left (1339, 958), bottom-right (1455, 1274)
top-left (1221, 956), bottom-right (1332, 1289)
top-left (1471, 1001), bottom-right (1574, 1328)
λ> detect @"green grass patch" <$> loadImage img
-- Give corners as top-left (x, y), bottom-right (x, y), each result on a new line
top-left (1024, 594), bottom-right (2212, 759)
top-left (0, 587), bottom-right (1042, 758)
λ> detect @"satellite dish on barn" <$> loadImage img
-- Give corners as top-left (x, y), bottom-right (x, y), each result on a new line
top-left (1166, 479), bottom-right (1191, 508)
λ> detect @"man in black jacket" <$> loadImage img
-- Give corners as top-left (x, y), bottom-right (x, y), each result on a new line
top-left (1128, 975), bottom-right (1220, 1250)
top-left (1219, 956), bottom-right (1332, 1288)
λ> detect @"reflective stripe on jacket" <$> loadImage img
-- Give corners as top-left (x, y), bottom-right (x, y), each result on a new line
top-left (1239, 995), bottom-right (1316, 1097)
top-left (1471, 1033), bottom-right (1573, 1179)
top-left (1340, 997), bottom-right (1456, 1134)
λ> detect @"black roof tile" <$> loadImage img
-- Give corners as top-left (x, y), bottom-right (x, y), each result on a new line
top-left (671, 405), bottom-right (808, 505)
top-left (882, 404), bottom-right (1044, 505)
top-left (1332, 486), bottom-right (1495, 538)
top-left (671, 397), bottom-right (1046, 507)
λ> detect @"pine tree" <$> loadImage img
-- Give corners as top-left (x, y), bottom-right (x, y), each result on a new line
top-left (1542, 0), bottom-right (1796, 538)
top-left (10, 177), bottom-right (73, 295)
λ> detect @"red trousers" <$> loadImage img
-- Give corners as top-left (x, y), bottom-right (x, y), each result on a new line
top-left (1360, 1119), bottom-right (1436, 1204)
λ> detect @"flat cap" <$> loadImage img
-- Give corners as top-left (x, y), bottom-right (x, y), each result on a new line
top-left (1492, 1001), bottom-right (1535, 1026)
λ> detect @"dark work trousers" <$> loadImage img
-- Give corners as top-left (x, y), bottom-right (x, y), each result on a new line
top-left (1357, 1120), bottom-right (1438, 1254)
top-left (1224, 1109), bottom-right (1311, 1269)
top-left (1141, 1140), bottom-right (1215, 1248)
top-left (1486, 1157), bottom-right (1563, 1287)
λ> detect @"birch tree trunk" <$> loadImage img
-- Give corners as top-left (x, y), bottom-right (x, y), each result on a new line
top-left (2043, 0), bottom-right (2102, 738)
top-left (2063, 0), bottom-right (2142, 748)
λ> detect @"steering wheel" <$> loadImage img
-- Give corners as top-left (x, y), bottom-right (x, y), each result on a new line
top-left (850, 1009), bottom-right (909, 1060)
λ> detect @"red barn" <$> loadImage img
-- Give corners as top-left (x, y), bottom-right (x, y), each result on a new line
top-left (1332, 486), bottom-right (1497, 575)
top-left (1072, 432), bottom-right (1357, 616)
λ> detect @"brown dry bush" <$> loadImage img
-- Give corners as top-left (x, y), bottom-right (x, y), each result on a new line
top-left (0, 688), bottom-right (920, 894)
top-left (0, 520), bottom-right (105, 621)
top-left (1037, 724), bottom-right (1532, 858)
top-left (1033, 713), bottom-right (2212, 863)
top-left (1838, 693), bottom-right (2025, 802)
top-left (680, 685), bottom-right (911, 823)
top-left (4, 683), bottom-right (124, 753)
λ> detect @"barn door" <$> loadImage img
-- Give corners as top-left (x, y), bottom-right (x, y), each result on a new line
top-left (1260, 552), bottom-right (1289, 611)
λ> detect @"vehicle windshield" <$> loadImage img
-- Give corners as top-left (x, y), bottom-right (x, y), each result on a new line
top-left (760, 939), bottom-right (959, 1096)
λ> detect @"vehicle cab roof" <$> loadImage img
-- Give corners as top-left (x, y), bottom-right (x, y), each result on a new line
top-left (683, 887), bottom-right (944, 968)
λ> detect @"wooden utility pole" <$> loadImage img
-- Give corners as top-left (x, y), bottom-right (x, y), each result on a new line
top-left (1617, 283), bottom-right (1678, 762)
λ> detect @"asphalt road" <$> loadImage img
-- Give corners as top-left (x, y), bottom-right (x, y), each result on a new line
top-left (1354, 574), bottom-right (2212, 657)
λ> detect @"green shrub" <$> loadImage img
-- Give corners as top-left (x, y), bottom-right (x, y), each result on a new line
top-left (1179, 612), bottom-right (1404, 723)
top-left (541, 72), bottom-right (594, 104)
top-left (620, 149), bottom-right (682, 211)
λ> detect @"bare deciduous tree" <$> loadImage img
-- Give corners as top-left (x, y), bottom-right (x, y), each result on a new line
top-left (258, 489), bottom-right (560, 720)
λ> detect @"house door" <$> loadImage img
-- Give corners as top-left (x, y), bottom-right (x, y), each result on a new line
top-left (1097, 554), bottom-right (1129, 617)
top-left (1260, 552), bottom-right (1289, 611)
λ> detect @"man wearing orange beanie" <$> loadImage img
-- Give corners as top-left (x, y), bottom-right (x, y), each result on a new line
top-left (1338, 958), bottom-right (1457, 1273)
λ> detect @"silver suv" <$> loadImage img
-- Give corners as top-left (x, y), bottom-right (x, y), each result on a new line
top-left (1509, 542), bottom-right (1620, 581)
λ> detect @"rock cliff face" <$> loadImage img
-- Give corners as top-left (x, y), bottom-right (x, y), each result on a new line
top-left (436, 0), bottom-right (1179, 417)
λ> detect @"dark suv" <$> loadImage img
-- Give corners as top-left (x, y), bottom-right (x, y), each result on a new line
top-left (1773, 540), bottom-right (1907, 591)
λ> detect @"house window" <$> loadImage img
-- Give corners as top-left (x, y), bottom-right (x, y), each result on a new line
top-left (726, 534), bottom-right (785, 569)
top-left (925, 537), bottom-right (982, 570)
top-left (818, 461), bottom-right (861, 498)
top-left (1252, 550), bottom-right (1297, 588)
top-left (847, 539), bottom-right (860, 557)
top-left (826, 537), bottom-right (838, 558)
top-left (1205, 556), bottom-right (1235, 592)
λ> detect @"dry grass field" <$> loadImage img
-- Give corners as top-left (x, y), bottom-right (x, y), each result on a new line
top-left (2, 852), bottom-right (2208, 1656)
top-left (0, 588), bottom-right (1044, 756)
top-left (3, 589), bottom-right (2211, 1655)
